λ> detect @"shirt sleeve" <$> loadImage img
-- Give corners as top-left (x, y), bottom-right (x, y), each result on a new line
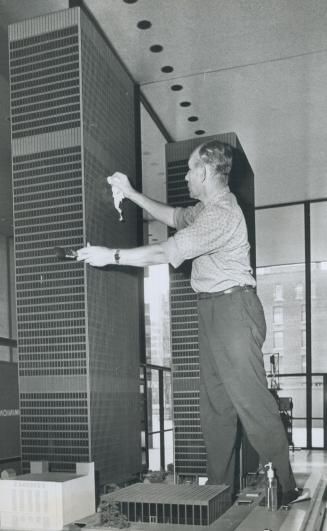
top-left (162, 204), bottom-right (240, 268)
top-left (174, 203), bottom-right (202, 230)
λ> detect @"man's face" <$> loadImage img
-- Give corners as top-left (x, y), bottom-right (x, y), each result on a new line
top-left (185, 151), bottom-right (205, 199)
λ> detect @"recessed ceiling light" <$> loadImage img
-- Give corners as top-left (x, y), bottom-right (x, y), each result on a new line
top-left (188, 116), bottom-right (198, 122)
top-left (180, 101), bottom-right (191, 107)
top-left (195, 130), bottom-right (205, 135)
top-left (123, 0), bottom-right (138, 3)
top-left (150, 44), bottom-right (163, 53)
top-left (137, 20), bottom-right (152, 29)
top-left (171, 84), bottom-right (183, 91)
top-left (161, 65), bottom-right (174, 73)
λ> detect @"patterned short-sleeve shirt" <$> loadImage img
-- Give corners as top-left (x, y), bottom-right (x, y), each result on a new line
top-left (161, 186), bottom-right (256, 293)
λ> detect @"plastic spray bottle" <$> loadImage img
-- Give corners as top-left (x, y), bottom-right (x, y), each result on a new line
top-left (265, 462), bottom-right (278, 511)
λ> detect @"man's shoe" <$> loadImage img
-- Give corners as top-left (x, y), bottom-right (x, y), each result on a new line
top-left (281, 487), bottom-right (310, 506)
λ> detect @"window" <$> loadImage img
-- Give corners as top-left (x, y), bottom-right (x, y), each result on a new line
top-left (273, 306), bottom-right (283, 325)
top-left (295, 283), bottom-right (304, 300)
top-left (273, 331), bottom-right (284, 350)
top-left (0, 235), bottom-right (17, 362)
top-left (311, 203), bottom-right (327, 372)
top-left (274, 284), bottom-right (283, 301)
top-left (256, 205), bottom-right (305, 375)
top-left (301, 330), bottom-right (306, 349)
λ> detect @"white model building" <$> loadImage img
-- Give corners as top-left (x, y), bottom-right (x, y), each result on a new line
top-left (0, 461), bottom-right (95, 530)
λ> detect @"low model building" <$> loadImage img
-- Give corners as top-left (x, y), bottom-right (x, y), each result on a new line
top-left (0, 461), bottom-right (95, 530)
top-left (103, 482), bottom-right (231, 526)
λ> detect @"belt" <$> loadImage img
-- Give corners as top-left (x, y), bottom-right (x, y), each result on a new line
top-left (198, 285), bottom-right (255, 299)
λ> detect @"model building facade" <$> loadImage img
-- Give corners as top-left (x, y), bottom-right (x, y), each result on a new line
top-left (9, 7), bottom-right (142, 488)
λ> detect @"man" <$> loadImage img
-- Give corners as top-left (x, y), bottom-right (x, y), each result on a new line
top-left (77, 140), bottom-right (301, 505)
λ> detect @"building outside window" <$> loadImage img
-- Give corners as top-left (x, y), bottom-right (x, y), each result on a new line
top-left (256, 202), bottom-right (327, 449)
top-left (273, 306), bottom-right (283, 325)
top-left (144, 265), bottom-right (172, 473)
top-left (141, 102), bottom-right (173, 473)
top-left (295, 283), bottom-right (304, 300)
top-left (274, 284), bottom-right (283, 301)
top-left (273, 331), bottom-right (284, 350)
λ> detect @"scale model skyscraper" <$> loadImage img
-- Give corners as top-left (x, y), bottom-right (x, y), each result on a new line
top-left (9, 7), bottom-right (143, 489)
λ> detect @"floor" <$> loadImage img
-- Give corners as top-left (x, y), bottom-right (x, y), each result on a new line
top-left (290, 449), bottom-right (327, 530)
top-left (290, 448), bottom-right (327, 478)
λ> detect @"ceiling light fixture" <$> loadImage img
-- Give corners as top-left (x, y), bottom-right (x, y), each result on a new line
top-left (180, 101), bottom-right (191, 107)
top-left (137, 20), bottom-right (152, 29)
top-left (123, 0), bottom-right (138, 4)
top-left (195, 130), bottom-right (205, 135)
top-left (150, 44), bottom-right (163, 53)
top-left (161, 66), bottom-right (174, 73)
top-left (171, 84), bottom-right (183, 91)
top-left (188, 116), bottom-right (198, 122)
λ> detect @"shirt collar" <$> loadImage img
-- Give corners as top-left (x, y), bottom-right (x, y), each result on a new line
top-left (207, 185), bottom-right (230, 203)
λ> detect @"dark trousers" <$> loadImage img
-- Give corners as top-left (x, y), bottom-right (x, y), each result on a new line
top-left (198, 287), bottom-right (296, 493)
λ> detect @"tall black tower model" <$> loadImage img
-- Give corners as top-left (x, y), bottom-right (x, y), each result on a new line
top-left (9, 8), bottom-right (142, 488)
top-left (166, 134), bottom-right (256, 483)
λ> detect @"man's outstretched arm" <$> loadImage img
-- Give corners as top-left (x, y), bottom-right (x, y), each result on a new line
top-left (108, 172), bottom-right (176, 228)
top-left (77, 243), bottom-right (169, 268)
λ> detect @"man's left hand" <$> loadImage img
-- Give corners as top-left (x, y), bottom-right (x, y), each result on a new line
top-left (77, 245), bottom-right (113, 267)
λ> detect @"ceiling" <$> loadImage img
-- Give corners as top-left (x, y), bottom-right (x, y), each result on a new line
top-left (1, 0), bottom-right (327, 236)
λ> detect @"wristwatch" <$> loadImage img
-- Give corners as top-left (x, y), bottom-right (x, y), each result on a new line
top-left (114, 249), bottom-right (120, 265)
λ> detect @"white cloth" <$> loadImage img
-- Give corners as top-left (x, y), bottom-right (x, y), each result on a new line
top-left (107, 177), bottom-right (124, 221)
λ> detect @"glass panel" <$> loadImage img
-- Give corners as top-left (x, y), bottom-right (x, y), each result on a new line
top-left (256, 206), bottom-right (306, 375)
top-left (0, 236), bottom-right (16, 362)
top-left (0, 234), bottom-right (10, 340)
top-left (0, 346), bottom-right (10, 362)
top-left (142, 103), bottom-right (171, 368)
top-left (258, 263), bottom-right (306, 374)
top-left (310, 202), bottom-right (327, 372)
top-left (164, 504), bottom-right (171, 523)
top-left (187, 505), bottom-right (193, 525)
top-left (121, 502), bottom-right (128, 518)
top-left (9, 238), bottom-right (16, 341)
top-left (148, 431), bottom-right (160, 471)
top-left (147, 368), bottom-right (159, 434)
top-left (178, 505), bottom-right (185, 525)
top-left (157, 504), bottom-right (163, 524)
top-left (172, 505), bottom-right (178, 524)
top-left (128, 502), bottom-right (135, 522)
top-left (136, 503), bottom-right (142, 522)
top-left (165, 430), bottom-right (173, 472)
top-left (201, 506), bottom-right (208, 526)
top-left (256, 206), bottom-right (305, 267)
top-left (278, 376), bottom-right (306, 447)
top-left (194, 505), bottom-right (200, 525)
top-left (141, 103), bottom-right (166, 205)
top-left (164, 370), bottom-right (172, 430)
top-left (143, 503), bottom-right (149, 523)
top-left (312, 376), bottom-right (323, 448)
top-left (12, 347), bottom-right (18, 363)
top-left (141, 102), bottom-right (167, 245)
top-left (312, 419), bottom-right (323, 448)
top-left (144, 265), bottom-right (171, 367)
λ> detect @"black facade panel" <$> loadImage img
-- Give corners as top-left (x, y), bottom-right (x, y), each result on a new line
top-left (9, 7), bottom-right (142, 485)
